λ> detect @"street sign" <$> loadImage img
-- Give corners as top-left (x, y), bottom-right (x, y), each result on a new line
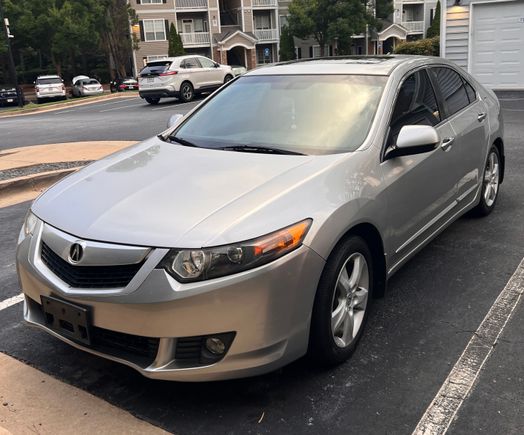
top-left (264, 48), bottom-right (270, 57)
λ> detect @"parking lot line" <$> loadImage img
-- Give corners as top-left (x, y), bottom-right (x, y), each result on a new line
top-left (413, 257), bottom-right (524, 435)
top-left (91, 97), bottom-right (138, 108)
top-left (99, 102), bottom-right (145, 113)
top-left (0, 294), bottom-right (23, 312)
top-left (151, 101), bottom-right (198, 111)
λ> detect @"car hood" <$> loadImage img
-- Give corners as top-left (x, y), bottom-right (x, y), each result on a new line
top-left (32, 137), bottom-right (341, 248)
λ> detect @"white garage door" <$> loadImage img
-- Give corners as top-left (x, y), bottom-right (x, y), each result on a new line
top-left (471, 0), bottom-right (524, 89)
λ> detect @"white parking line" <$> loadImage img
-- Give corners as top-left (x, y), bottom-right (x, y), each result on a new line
top-left (99, 102), bottom-right (145, 113)
top-left (53, 109), bottom-right (76, 115)
top-left (151, 102), bottom-right (198, 111)
top-left (92, 97), bottom-right (138, 107)
top-left (413, 257), bottom-right (524, 435)
top-left (0, 293), bottom-right (24, 311)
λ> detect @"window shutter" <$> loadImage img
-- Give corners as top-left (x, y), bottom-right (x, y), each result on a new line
top-left (139, 20), bottom-right (145, 41)
top-left (165, 20), bottom-right (169, 38)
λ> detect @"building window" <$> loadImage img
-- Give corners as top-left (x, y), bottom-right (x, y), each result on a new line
top-left (254, 13), bottom-right (271, 30)
top-left (279, 15), bottom-right (289, 31)
top-left (141, 0), bottom-right (164, 3)
top-left (143, 19), bottom-right (167, 41)
top-left (147, 55), bottom-right (169, 62)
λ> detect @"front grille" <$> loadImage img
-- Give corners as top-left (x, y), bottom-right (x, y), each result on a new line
top-left (175, 336), bottom-right (204, 364)
top-left (91, 327), bottom-right (159, 365)
top-left (41, 242), bottom-right (143, 289)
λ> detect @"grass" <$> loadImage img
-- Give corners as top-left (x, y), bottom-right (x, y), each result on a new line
top-left (0, 91), bottom-right (139, 115)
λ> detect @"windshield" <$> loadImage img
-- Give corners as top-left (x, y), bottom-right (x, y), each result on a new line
top-left (140, 61), bottom-right (172, 76)
top-left (84, 79), bottom-right (99, 85)
top-left (172, 75), bottom-right (386, 155)
top-left (36, 78), bottom-right (62, 85)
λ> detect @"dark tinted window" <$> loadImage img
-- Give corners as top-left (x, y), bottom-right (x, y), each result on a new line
top-left (432, 67), bottom-right (470, 116)
top-left (388, 70), bottom-right (441, 146)
top-left (182, 58), bottom-right (202, 69)
top-left (36, 78), bottom-right (62, 85)
top-left (139, 61), bottom-right (172, 76)
top-left (462, 78), bottom-right (477, 103)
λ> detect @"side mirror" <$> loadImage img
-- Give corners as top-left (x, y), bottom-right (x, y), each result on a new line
top-left (214, 63), bottom-right (220, 68)
top-left (385, 125), bottom-right (440, 160)
top-left (167, 113), bottom-right (184, 128)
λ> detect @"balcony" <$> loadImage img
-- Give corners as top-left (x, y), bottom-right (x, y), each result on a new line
top-left (175, 0), bottom-right (208, 10)
top-left (400, 0), bottom-right (425, 2)
top-left (254, 29), bottom-right (278, 41)
top-left (402, 21), bottom-right (424, 33)
top-left (252, 0), bottom-right (277, 8)
top-left (180, 32), bottom-right (211, 46)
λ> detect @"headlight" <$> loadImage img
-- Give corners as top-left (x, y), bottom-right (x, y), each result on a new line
top-left (23, 211), bottom-right (38, 237)
top-left (158, 219), bottom-right (312, 282)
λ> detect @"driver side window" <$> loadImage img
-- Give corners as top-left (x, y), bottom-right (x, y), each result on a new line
top-left (387, 70), bottom-right (441, 147)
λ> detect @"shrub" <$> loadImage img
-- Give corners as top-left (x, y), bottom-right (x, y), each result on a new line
top-left (394, 36), bottom-right (440, 56)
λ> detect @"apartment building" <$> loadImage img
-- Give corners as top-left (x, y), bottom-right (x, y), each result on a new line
top-left (132, 0), bottom-right (281, 74)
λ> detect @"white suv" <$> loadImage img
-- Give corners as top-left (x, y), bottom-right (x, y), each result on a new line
top-left (138, 55), bottom-right (234, 105)
top-left (35, 75), bottom-right (66, 103)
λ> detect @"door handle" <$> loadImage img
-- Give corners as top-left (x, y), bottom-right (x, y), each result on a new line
top-left (477, 112), bottom-right (487, 122)
top-left (441, 137), bottom-right (455, 151)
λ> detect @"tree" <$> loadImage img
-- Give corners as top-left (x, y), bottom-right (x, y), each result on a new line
top-left (279, 25), bottom-right (295, 61)
top-left (426, 0), bottom-right (440, 38)
top-left (168, 23), bottom-right (185, 57)
top-left (288, 0), bottom-right (368, 57)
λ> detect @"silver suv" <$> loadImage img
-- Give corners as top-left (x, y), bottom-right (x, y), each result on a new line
top-left (35, 75), bottom-right (66, 103)
top-left (138, 55), bottom-right (234, 105)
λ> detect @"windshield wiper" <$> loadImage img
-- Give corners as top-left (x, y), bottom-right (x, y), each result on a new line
top-left (168, 136), bottom-right (199, 148)
top-left (220, 145), bottom-right (305, 156)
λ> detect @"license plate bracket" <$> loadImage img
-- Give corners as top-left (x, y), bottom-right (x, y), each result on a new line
top-left (41, 296), bottom-right (92, 345)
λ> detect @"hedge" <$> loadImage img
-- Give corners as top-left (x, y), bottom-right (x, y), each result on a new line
top-left (394, 36), bottom-right (440, 57)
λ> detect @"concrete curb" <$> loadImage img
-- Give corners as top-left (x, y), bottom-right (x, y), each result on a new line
top-left (0, 167), bottom-right (79, 196)
top-left (0, 92), bottom-right (139, 119)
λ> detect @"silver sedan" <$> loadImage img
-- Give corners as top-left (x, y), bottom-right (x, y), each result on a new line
top-left (16, 56), bottom-right (504, 381)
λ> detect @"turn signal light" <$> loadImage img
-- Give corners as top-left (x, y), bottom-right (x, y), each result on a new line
top-left (160, 71), bottom-right (178, 76)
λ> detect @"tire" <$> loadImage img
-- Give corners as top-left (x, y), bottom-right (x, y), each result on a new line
top-left (224, 74), bottom-right (233, 84)
top-left (145, 97), bottom-right (160, 105)
top-left (179, 82), bottom-right (194, 103)
top-left (472, 145), bottom-right (501, 217)
top-left (309, 235), bottom-right (374, 366)
top-left (36, 98), bottom-right (43, 104)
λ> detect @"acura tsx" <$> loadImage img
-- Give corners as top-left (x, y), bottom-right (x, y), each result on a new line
top-left (16, 56), bottom-right (504, 381)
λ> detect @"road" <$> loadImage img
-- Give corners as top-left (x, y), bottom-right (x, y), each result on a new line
top-left (0, 95), bottom-right (202, 150)
top-left (0, 94), bottom-right (523, 434)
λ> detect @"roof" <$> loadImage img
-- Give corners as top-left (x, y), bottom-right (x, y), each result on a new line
top-left (36, 75), bottom-right (62, 79)
top-left (245, 55), bottom-right (434, 76)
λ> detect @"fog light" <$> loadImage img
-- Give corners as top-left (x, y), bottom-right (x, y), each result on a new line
top-left (205, 337), bottom-right (226, 355)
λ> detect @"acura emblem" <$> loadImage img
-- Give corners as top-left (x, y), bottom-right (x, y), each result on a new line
top-left (69, 243), bottom-right (83, 264)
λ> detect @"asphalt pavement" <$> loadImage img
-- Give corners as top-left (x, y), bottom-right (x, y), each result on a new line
top-left (0, 95), bottom-right (202, 150)
top-left (0, 95), bottom-right (523, 434)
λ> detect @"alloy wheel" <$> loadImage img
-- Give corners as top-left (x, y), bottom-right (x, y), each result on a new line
top-left (331, 253), bottom-right (369, 348)
top-left (483, 150), bottom-right (499, 207)
top-left (181, 84), bottom-right (193, 102)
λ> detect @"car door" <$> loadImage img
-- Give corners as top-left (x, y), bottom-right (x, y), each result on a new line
top-left (180, 57), bottom-right (205, 90)
top-left (381, 69), bottom-right (459, 268)
top-left (430, 67), bottom-right (489, 205)
top-left (198, 56), bottom-right (223, 87)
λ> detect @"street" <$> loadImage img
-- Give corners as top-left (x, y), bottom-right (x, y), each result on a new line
top-left (0, 95), bottom-right (202, 149)
top-left (0, 94), bottom-right (523, 434)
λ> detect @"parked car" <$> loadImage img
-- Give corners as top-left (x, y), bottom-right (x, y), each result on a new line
top-left (231, 65), bottom-right (247, 76)
top-left (0, 85), bottom-right (21, 107)
top-left (35, 75), bottom-right (66, 103)
top-left (17, 56), bottom-right (504, 381)
top-left (110, 77), bottom-right (138, 93)
top-left (138, 55), bottom-right (234, 104)
top-left (71, 77), bottom-right (104, 97)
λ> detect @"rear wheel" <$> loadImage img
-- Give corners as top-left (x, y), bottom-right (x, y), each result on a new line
top-left (472, 145), bottom-right (500, 216)
top-left (145, 97), bottom-right (160, 105)
top-left (179, 82), bottom-right (194, 103)
top-left (309, 235), bottom-right (373, 366)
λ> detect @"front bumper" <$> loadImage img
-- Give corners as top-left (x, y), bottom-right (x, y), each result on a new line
top-left (17, 221), bottom-right (325, 381)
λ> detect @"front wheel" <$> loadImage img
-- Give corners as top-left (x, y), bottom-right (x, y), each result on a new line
top-left (224, 74), bottom-right (233, 84)
top-left (145, 97), bottom-right (160, 105)
top-left (472, 145), bottom-right (501, 216)
top-left (309, 235), bottom-right (373, 366)
top-left (179, 82), bottom-right (194, 103)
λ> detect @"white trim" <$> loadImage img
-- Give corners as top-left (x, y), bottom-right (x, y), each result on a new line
top-left (440, 0), bottom-right (446, 57)
top-left (221, 41), bottom-right (255, 50)
top-left (219, 29), bottom-right (258, 44)
top-left (142, 18), bottom-right (168, 41)
top-left (0, 294), bottom-right (24, 312)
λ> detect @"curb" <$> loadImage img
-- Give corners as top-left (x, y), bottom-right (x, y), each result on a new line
top-left (0, 167), bottom-right (79, 196)
top-left (0, 92), bottom-right (139, 119)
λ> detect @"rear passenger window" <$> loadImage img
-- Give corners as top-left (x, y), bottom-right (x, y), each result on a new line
top-left (388, 70), bottom-right (441, 146)
top-left (432, 67), bottom-right (471, 116)
top-left (184, 58), bottom-right (202, 69)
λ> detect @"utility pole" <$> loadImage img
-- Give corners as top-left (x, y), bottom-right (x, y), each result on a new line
top-left (0, 0), bottom-right (24, 107)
